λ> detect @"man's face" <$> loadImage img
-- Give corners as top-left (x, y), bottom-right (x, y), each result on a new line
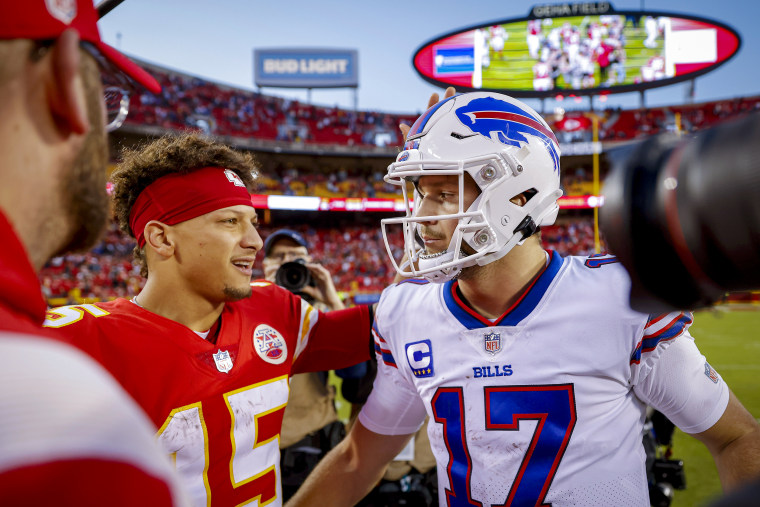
top-left (55, 51), bottom-right (109, 255)
top-left (168, 205), bottom-right (263, 302)
top-left (415, 174), bottom-right (480, 255)
top-left (263, 239), bottom-right (311, 282)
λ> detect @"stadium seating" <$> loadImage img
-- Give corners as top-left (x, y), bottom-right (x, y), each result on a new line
top-left (124, 61), bottom-right (760, 147)
top-left (123, 63), bottom-right (418, 149)
top-left (59, 61), bottom-right (754, 307)
top-left (39, 218), bottom-right (602, 306)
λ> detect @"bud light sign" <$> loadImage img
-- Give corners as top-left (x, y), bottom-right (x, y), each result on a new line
top-left (254, 48), bottom-right (358, 88)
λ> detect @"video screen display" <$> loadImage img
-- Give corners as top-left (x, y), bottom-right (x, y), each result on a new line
top-left (413, 11), bottom-right (740, 96)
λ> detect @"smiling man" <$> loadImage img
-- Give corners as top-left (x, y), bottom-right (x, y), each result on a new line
top-left (45, 133), bottom-right (373, 507)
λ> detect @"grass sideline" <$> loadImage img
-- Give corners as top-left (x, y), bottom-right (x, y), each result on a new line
top-left (671, 308), bottom-right (760, 507)
top-left (329, 308), bottom-right (760, 506)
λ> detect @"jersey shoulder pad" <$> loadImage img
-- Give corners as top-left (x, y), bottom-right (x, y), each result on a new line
top-left (567, 253), bottom-right (631, 283)
top-left (379, 278), bottom-right (436, 315)
top-left (250, 279), bottom-right (274, 289)
top-left (248, 280), bottom-right (304, 311)
top-left (386, 277), bottom-right (432, 297)
top-left (43, 301), bottom-right (119, 330)
top-left (249, 279), bottom-right (295, 299)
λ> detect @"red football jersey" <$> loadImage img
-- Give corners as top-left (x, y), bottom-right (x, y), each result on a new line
top-left (44, 281), bottom-right (371, 507)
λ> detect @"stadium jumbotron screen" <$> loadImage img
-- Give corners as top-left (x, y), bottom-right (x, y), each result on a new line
top-left (412, 5), bottom-right (741, 97)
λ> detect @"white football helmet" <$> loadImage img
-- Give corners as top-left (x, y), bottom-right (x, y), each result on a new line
top-left (381, 92), bottom-right (562, 282)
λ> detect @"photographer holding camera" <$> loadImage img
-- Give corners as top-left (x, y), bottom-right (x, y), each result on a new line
top-left (263, 229), bottom-right (349, 500)
top-left (263, 229), bottom-right (344, 310)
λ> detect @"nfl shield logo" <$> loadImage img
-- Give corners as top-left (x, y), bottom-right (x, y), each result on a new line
top-left (704, 362), bottom-right (719, 384)
top-left (213, 349), bottom-right (233, 373)
top-left (484, 332), bottom-right (501, 355)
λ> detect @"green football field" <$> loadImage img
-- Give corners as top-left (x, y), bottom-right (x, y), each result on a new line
top-left (669, 308), bottom-right (760, 506)
top-left (481, 16), bottom-right (665, 91)
top-left (330, 308), bottom-right (760, 505)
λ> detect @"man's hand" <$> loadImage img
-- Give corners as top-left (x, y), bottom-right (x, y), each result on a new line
top-left (262, 261), bottom-right (279, 283)
top-left (300, 263), bottom-right (345, 311)
top-left (399, 86), bottom-right (456, 141)
top-left (692, 390), bottom-right (760, 491)
top-left (285, 421), bottom-right (413, 507)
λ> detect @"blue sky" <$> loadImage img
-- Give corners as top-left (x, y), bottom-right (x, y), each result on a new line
top-left (98, 0), bottom-right (759, 115)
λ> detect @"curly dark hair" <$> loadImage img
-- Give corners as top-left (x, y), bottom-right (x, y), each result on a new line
top-left (111, 132), bottom-right (259, 276)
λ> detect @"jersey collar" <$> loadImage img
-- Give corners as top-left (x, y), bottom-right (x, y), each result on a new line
top-left (443, 250), bottom-right (564, 329)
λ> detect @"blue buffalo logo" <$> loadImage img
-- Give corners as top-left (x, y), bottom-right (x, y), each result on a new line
top-left (455, 97), bottom-right (560, 174)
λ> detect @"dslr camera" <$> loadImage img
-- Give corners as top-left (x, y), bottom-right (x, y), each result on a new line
top-left (275, 259), bottom-right (315, 302)
top-left (643, 411), bottom-right (686, 507)
top-left (601, 112), bottom-right (760, 312)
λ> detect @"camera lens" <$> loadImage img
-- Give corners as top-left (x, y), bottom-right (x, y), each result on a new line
top-left (601, 112), bottom-right (760, 312)
top-left (275, 260), bottom-right (312, 293)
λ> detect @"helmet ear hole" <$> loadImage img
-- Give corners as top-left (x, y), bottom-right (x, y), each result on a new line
top-left (510, 188), bottom-right (538, 207)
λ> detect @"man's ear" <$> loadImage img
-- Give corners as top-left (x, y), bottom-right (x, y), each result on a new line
top-left (509, 192), bottom-right (529, 207)
top-left (144, 221), bottom-right (175, 259)
top-left (46, 29), bottom-right (89, 135)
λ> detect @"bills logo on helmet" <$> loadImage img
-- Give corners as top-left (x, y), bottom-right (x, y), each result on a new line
top-left (405, 94), bottom-right (460, 139)
top-left (405, 339), bottom-right (434, 378)
top-left (253, 324), bottom-right (287, 365)
top-left (454, 96), bottom-right (561, 174)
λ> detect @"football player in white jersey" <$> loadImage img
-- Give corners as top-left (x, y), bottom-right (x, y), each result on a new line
top-left (286, 92), bottom-right (760, 507)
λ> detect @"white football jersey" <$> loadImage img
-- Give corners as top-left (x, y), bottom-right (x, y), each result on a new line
top-left (360, 251), bottom-right (728, 507)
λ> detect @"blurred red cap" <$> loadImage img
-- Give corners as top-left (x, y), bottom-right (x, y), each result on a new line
top-left (0, 0), bottom-right (160, 94)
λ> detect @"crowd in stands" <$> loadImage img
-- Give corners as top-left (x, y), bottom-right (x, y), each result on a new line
top-left (57, 62), bottom-right (754, 306)
top-left (542, 219), bottom-right (602, 256)
top-left (255, 165), bottom-right (397, 199)
top-left (125, 64), bottom-right (418, 148)
top-left (122, 62), bottom-right (760, 149)
top-left (254, 164), bottom-right (597, 199)
top-left (599, 97), bottom-right (760, 141)
top-left (39, 218), bottom-right (602, 306)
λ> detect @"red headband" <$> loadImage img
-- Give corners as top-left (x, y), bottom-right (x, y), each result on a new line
top-left (128, 167), bottom-right (253, 247)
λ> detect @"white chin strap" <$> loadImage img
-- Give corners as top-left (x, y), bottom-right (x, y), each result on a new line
top-left (417, 251), bottom-right (463, 283)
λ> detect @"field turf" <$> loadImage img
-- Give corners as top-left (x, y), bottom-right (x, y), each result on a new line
top-left (670, 308), bottom-right (760, 506)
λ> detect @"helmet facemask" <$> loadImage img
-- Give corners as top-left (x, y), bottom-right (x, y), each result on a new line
top-left (381, 92), bottom-right (562, 283)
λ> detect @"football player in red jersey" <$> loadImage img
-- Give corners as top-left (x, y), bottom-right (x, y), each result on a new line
top-left (0, 0), bottom-right (188, 504)
top-left (44, 133), bottom-right (373, 507)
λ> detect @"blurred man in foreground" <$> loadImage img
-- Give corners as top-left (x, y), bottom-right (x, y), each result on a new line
top-left (0, 1), bottom-right (188, 504)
